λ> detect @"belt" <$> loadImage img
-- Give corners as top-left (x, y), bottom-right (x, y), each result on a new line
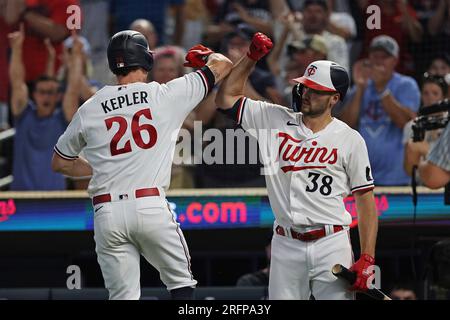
top-left (92, 187), bottom-right (160, 206)
top-left (275, 225), bottom-right (344, 242)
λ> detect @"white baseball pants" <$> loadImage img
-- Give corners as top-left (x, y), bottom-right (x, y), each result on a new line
top-left (93, 194), bottom-right (197, 300)
top-left (269, 224), bottom-right (355, 300)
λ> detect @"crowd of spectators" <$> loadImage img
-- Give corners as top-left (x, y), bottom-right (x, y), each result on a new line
top-left (0, 0), bottom-right (449, 191)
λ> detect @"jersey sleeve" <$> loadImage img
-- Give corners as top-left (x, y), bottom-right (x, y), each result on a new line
top-left (345, 132), bottom-right (375, 194)
top-left (159, 66), bottom-right (214, 121)
top-left (54, 110), bottom-right (86, 160)
top-left (220, 97), bottom-right (280, 133)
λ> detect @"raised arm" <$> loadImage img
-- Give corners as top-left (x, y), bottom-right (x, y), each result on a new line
top-left (63, 32), bottom-right (83, 122)
top-left (216, 33), bottom-right (273, 110)
top-left (22, 9), bottom-right (69, 42)
top-left (267, 13), bottom-right (297, 76)
top-left (268, 0), bottom-right (290, 20)
top-left (8, 24), bottom-right (28, 117)
top-left (171, 3), bottom-right (186, 46)
top-left (44, 38), bottom-right (56, 77)
top-left (233, 3), bottom-right (273, 37)
top-left (428, 0), bottom-right (448, 36)
top-left (399, 1), bottom-right (423, 43)
top-left (4, 0), bottom-right (26, 26)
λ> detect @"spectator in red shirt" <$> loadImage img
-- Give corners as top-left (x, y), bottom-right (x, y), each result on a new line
top-left (0, 0), bottom-right (25, 130)
top-left (0, 16), bottom-right (11, 130)
top-left (358, 0), bottom-right (423, 75)
top-left (20, 0), bottom-right (79, 83)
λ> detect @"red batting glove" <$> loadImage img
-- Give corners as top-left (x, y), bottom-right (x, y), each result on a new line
top-left (349, 254), bottom-right (375, 292)
top-left (247, 32), bottom-right (273, 61)
top-left (184, 44), bottom-right (214, 68)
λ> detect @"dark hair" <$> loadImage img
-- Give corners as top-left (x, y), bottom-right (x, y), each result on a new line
top-left (32, 75), bottom-right (59, 91)
top-left (113, 66), bottom-right (145, 77)
top-left (389, 282), bottom-right (417, 294)
top-left (422, 73), bottom-right (448, 97)
top-left (303, 0), bottom-right (328, 11)
top-left (430, 53), bottom-right (450, 67)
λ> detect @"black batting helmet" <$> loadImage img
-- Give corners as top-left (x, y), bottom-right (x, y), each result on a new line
top-left (291, 60), bottom-right (349, 112)
top-left (107, 30), bottom-right (153, 75)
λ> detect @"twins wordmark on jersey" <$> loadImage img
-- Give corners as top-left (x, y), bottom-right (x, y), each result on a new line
top-left (277, 131), bottom-right (338, 173)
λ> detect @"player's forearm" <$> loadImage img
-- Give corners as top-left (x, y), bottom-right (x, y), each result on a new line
top-left (216, 56), bottom-right (256, 109)
top-left (68, 158), bottom-right (93, 177)
top-left (380, 94), bottom-right (415, 128)
top-left (355, 190), bottom-right (378, 258)
top-left (205, 53), bottom-right (233, 84)
top-left (52, 154), bottom-right (93, 177)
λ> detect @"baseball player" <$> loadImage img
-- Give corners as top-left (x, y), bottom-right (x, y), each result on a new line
top-left (51, 30), bottom-right (232, 300)
top-left (216, 33), bottom-right (379, 300)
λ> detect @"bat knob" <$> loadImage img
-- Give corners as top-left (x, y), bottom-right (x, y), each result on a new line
top-left (332, 264), bottom-right (343, 276)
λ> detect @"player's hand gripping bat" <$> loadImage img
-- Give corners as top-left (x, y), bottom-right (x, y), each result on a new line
top-left (332, 264), bottom-right (392, 300)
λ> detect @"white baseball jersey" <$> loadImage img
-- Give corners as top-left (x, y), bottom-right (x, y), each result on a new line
top-left (54, 69), bottom-right (212, 197)
top-left (234, 97), bottom-right (374, 227)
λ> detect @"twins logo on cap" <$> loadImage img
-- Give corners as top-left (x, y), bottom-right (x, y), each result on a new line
top-left (307, 65), bottom-right (317, 76)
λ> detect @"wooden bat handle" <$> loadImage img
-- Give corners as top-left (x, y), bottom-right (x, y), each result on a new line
top-left (332, 264), bottom-right (392, 301)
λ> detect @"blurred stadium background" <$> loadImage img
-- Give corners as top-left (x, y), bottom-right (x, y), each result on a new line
top-left (0, 0), bottom-right (449, 300)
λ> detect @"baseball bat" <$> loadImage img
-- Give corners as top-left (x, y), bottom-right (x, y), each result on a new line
top-left (332, 264), bottom-right (392, 300)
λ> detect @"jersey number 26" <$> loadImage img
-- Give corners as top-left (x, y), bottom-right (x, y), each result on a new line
top-left (105, 109), bottom-right (157, 156)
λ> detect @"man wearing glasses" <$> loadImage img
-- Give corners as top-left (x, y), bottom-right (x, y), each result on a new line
top-left (8, 25), bottom-right (81, 190)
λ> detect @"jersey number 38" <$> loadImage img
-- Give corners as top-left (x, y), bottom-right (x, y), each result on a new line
top-left (305, 172), bottom-right (333, 196)
top-left (105, 108), bottom-right (158, 156)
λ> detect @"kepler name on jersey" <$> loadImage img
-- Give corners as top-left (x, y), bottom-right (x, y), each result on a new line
top-left (101, 91), bottom-right (149, 114)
